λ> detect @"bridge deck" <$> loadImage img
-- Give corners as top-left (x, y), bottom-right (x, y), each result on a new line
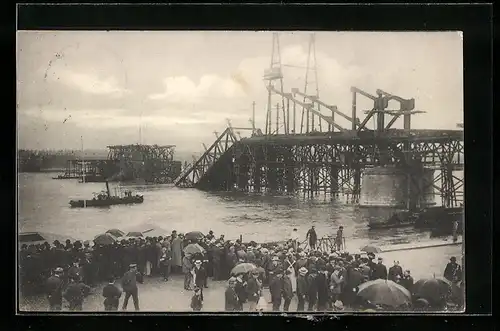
top-left (241, 129), bottom-right (463, 145)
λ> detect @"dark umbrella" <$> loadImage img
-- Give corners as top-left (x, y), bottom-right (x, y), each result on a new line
top-left (360, 245), bottom-right (383, 254)
top-left (412, 277), bottom-right (451, 305)
top-left (94, 233), bottom-right (117, 246)
top-left (106, 229), bottom-right (125, 238)
top-left (185, 231), bottom-right (204, 241)
top-left (357, 279), bottom-right (411, 308)
top-left (230, 263), bottom-right (257, 276)
top-left (126, 231), bottom-right (143, 238)
top-left (183, 243), bottom-right (206, 255)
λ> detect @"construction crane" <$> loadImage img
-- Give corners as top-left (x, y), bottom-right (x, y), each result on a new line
top-left (263, 33), bottom-right (286, 135)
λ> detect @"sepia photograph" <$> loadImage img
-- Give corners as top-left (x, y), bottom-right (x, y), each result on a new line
top-left (17, 30), bottom-right (464, 313)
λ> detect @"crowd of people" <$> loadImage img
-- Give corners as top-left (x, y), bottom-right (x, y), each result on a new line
top-left (19, 226), bottom-right (464, 312)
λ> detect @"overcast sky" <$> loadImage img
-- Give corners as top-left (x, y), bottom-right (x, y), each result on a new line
top-left (17, 31), bottom-right (463, 156)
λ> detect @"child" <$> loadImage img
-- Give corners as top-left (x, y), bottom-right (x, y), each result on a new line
top-left (190, 287), bottom-right (203, 311)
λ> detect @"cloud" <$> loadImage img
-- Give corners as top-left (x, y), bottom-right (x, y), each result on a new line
top-left (149, 74), bottom-right (246, 101)
top-left (45, 67), bottom-right (131, 98)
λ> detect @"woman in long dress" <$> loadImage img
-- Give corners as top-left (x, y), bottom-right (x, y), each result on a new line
top-left (171, 235), bottom-right (183, 273)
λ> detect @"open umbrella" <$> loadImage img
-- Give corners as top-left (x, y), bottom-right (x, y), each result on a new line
top-left (412, 277), bottom-right (451, 305)
top-left (126, 231), bottom-right (144, 238)
top-left (106, 229), bottom-right (125, 238)
top-left (183, 243), bottom-right (206, 255)
top-left (360, 245), bottom-right (383, 254)
top-left (94, 233), bottom-right (117, 246)
top-left (230, 262), bottom-right (257, 276)
top-left (185, 231), bottom-right (204, 241)
top-left (142, 227), bottom-right (169, 238)
top-left (357, 279), bottom-right (411, 308)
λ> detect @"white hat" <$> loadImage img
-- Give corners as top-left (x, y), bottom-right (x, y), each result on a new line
top-left (54, 267), bottom-right (64, 273)
top-left (298, 267), bottom-right (308, 275)
top-left (272, 256), bottom-right (279, 261)
top-left (194, 260), bottom-right (202, 264)
top-left (334, 300), bottom-right (344, 310)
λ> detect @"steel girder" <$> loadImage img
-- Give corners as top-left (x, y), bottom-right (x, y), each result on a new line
top-left (226, 138), bottom-right (463, 206)
top-left (173, 128), bottom-right (238, 187)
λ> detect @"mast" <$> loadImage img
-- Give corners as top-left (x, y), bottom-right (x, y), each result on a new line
top-left (81, 135), bottom-right (86, 208)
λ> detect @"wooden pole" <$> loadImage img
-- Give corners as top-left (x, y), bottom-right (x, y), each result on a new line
top-left (276, 103), bottom-right (279, 134)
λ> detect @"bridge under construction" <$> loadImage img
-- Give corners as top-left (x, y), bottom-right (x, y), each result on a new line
top-left (173, 33), bottom-right (463, 211)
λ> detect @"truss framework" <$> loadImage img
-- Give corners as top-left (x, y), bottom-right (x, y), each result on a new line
top-left (173, 128), bottom-right (238, 188)
top-left (107, 144), bottom-right (176, 183)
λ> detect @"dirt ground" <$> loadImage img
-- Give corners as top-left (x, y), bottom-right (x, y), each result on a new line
top-left (19, 273), bottom-right (305, 312)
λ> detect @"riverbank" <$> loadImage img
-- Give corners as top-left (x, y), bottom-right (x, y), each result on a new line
top-left (18, 243), bottom-right (462, 312)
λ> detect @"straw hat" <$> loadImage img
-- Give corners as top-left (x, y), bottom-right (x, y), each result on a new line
top-left (298, 267), bottom-right (308, 275)
top-left (333, 300), bottom-right (344, 310)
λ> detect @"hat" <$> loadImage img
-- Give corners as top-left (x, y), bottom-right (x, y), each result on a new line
top-left (334, 300), bottom-right (344, 310)
top-left (194, 260), bottom-right (202, 265)
top-left (272, 256), bottom-right (279, 261)
top-left (377, 257), bottom-right (383, 261)
top-left (54, 267), bottom-right (63, 273)
top-left (298, 267), bottom-right (308, 275)
top-left (251, 269), bottom-right (260, 275)
top-left (228, 277), bottom-right (237, 284)
top-left (129, 263), bottom-right (137, 268)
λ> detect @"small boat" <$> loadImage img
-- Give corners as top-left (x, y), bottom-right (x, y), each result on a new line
top-left (53, 174), bottom-right (80, 180)
top-left (69, 181), bottom-right (144, 208)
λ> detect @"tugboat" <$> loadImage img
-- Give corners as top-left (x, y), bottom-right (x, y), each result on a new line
top-left (69, 181), bottom-right (144, 208)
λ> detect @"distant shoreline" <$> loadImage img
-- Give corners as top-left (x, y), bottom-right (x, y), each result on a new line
top-left (19, 169), bottom-right (65, 173)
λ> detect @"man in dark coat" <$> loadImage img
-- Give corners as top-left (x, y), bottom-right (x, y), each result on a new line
top-left (306, 267), bottom-right (319, 311)
top-left (269, 269), bottom-right (283, 311)
top-left (296, 267), bottom-right (308, 311)
top-left (212, 244), bottom-right (223, 281)
top-left (63, 276), bottom-right (91, 311)
top-left (344, 265), bottom-right (364, 306)
top-left (45, 267), bottom-right (64, 311)
top-left (225, 277), bottom-right (240, 311)
top-left (102, 277), bottom-right (122, 311)
top-left (234, 274), bottom-right (246, 311)
top-left (316, 268), bottom-right (330, 311)
top-left (306, 226), bottom-right (318, 250)
top-left (371, 257), bottom-right (388, 280)
top-left (282, 269), bottom-right (293, 311)
top-left (444, 257), bottom-right (462, 283)
top-left (388, 260), bottom-right (403, 283)
top-left (193, 260), bottom-right (207, 300)
top-left (121, 264), bottom-right (143, 311)
top-left (246, 269), bottom-right (262, 311)
top-left (400, 270), bottom-right (414, 293)
top-left (67, 260), bottom-right (82, 282)
top-left (335, 226), bottom-right (344, 251)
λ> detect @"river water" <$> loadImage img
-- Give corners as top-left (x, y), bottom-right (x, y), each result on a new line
top-left (19, 172), bottom-right (459, 248)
